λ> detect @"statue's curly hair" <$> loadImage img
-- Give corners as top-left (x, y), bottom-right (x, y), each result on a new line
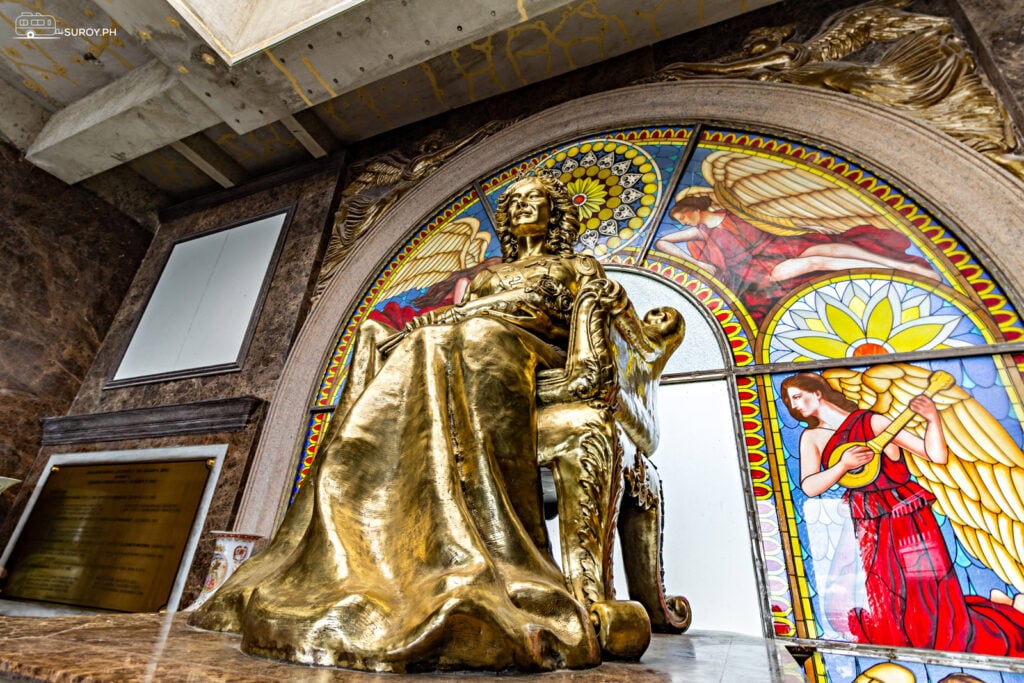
top-left (494, 169), bottom-right (580, 261)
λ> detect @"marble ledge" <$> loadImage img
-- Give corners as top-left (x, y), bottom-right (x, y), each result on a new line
top-left (0, 612), bottom-right (806, 682)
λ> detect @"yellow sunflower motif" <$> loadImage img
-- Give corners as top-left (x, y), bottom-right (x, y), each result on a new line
top-left (768, 280), bottom-right (977, 362)
top-left (565, 177), bottom-right (607, 220)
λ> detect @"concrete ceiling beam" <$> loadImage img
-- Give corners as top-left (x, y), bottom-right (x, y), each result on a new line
top-left (25, 60), bottom-right (220, 184)
top-left (99, 0), bottom-right (571, 135)
top-left (169, 133), bottom-right (248, 188)
top-left (13, 0), bottom-right (781, 191)
top-left (97, 0), bottom-right (295, 132)
top-left (97, 0), bottom-right (781, 146)
top-left (281, 111), bottom-right (338, 159)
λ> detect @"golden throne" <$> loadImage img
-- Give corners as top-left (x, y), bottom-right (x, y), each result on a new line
top-left (536, 278), bottom-right (691, 657)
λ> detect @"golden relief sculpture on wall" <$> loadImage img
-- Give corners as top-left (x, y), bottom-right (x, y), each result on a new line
top-left (312, 120), bottom-right (513, 306)
top-left (646, 0), bottom-right (1024, 179)
top-left (189, 171), bottom-right (689, 672)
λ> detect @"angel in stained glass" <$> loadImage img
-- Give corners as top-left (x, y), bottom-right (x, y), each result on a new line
top-left (364, 215), bottom-right (500, 330)
top-left (654, 151), bottom-right (938, 321)
top-left (781, 365), bottom-right (1024, 655)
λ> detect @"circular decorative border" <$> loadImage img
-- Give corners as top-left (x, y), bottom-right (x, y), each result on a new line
top-left (540, 139), bottom-right (661, 257)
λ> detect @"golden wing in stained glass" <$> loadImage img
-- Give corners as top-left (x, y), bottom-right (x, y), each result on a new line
top-left (384, 217), bottom-right (491, 297)
top-left (703, 150), bottom-right (893, 236)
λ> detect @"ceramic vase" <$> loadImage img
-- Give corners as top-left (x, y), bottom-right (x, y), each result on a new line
top-left (185, 530), bottom-right (262, 611)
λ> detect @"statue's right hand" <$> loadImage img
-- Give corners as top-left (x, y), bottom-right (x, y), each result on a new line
top-left (839, 445), bottom-right (874, 472)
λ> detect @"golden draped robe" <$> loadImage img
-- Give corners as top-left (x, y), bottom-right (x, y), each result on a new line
top-left (188, 254), bottom-right (603, 673)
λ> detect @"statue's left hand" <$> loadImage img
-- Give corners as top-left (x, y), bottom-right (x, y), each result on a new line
top-left (375, 309), bottom-right (452, 356)
top-left (404, 307), bottom-right (449, 332)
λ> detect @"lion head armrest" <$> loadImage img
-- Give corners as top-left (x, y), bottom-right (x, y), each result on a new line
top-left (611, 301), bottom-right (683, 454)
top-left (536, 279), bottom-right (684, 452)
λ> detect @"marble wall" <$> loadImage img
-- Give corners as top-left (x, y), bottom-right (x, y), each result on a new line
top-left (0, 166), bottom-right (341, 602)
top-left (954, 0), bottom-right (1024, 127)
top-left (0, 142), bottom-right (150, 522)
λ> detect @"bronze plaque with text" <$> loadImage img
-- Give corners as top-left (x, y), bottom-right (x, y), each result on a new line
top-left (1, 459), bottom-right (210, 612)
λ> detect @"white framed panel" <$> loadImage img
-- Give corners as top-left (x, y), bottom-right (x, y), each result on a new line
top-left (109, 209), bottom-right (291, 386)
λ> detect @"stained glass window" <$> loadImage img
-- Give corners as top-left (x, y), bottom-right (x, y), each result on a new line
top-left (297, 123), bottom-right (1024, 679)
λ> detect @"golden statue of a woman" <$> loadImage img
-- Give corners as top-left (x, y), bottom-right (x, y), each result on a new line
top-left (188, 172), bottom-right (610, 672)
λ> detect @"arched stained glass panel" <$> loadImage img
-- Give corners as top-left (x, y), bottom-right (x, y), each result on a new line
top-left (295, 122), bottom-right (1024, 670)
top-left (645, 128), bottom-right (1024, 364)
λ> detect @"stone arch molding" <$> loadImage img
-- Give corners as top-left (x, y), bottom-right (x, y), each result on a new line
top-left (233, 80), bottom-right (1024, 540)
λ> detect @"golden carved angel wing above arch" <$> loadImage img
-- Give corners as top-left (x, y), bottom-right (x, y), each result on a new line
top-left (822, 362), bottom-right (1024, 592)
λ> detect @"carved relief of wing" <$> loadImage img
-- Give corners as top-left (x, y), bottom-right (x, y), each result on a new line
top-left (703, 151), bottom-right (893, 236)
top-left (822, 363), bottom-right (1024, 592)
top-left (383, 217), bottom-right (491, 297)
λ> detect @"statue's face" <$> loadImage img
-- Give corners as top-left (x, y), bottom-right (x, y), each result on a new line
top-left (507, 179), bottom-right (551, 238)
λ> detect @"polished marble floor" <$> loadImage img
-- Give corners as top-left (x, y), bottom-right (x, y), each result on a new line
top-left (0, 612), bottom-right (806, 682)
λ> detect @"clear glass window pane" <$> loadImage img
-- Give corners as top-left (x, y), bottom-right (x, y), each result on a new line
top-left (608, 268), bottom-right (727, 374)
